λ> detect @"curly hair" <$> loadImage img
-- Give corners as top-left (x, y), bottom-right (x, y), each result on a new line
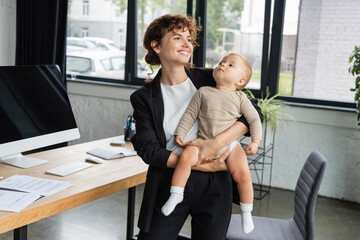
top-left (143, 14), bottom-right (200, 68)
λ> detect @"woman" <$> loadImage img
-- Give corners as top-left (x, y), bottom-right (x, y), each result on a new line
top-left (130, 14), bottom-right (262, 240)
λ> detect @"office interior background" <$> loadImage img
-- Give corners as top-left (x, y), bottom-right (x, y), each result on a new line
top-left (0, 0), bottom-right (359, 239)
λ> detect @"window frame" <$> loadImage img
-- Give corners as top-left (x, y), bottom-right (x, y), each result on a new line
top-left (66, 0), bottom-right (356, 110)
top-left (263, 0), bottom-right (356, 110)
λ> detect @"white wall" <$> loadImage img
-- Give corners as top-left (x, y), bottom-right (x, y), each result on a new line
top-left (273, 106), bottom-right (360, 203)
top-left (67, 82), bottom-right (137, 145)
top-left (0, 0), bottom-right (16, 66)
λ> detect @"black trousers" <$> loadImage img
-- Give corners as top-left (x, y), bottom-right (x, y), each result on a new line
top-left (138, 170), bottom-right (233, 240)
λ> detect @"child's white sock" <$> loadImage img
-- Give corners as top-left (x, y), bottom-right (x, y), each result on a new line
top-left (240, 202), bottom-right (254, 234)
top-left (161, 186), bottom-right (184, 216)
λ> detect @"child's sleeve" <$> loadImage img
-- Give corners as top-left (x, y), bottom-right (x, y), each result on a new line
top-left (239, 93), bottom-right (263, 141)
top-left (174, 88), bottom-right (203, 137)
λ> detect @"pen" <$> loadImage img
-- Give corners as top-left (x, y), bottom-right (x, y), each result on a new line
top-left (127, 115), bottom-right (131, 128)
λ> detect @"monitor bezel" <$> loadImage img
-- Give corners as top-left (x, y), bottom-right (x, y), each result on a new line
top-left (0, 128), bottom-right (80, 159)
top-left (0, 64), bottom-right (80, 168)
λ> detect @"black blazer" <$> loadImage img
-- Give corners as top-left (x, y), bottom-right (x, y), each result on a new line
top-left (130, 67), bottom-right (262, 232)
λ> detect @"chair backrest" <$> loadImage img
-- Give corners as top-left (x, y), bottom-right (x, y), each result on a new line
top-left (293, 151), bottom-right (327, 240)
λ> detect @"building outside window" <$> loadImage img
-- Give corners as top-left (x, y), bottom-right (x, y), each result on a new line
top-left (67, 0), bottom-right (127, 81)
top-left (288, 0), bottom-right (359, 103)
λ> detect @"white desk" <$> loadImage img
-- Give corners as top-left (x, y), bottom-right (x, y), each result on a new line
top-left (0, 137), bottom-right (147, 240)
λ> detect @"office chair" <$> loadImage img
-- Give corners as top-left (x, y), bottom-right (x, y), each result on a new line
top-left (226, 151), bottom-right (327, 240)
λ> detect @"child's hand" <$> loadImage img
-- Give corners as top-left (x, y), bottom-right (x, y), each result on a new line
top-left (245, 140), bottom-right (260, 155)
top-left (175, 135), bottom-right (185, 147)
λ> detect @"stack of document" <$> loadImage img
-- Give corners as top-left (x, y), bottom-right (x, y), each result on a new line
top-left (86, 146), bottom-right (137, 160)
top-left (0, 175), bottom-right (73, 212)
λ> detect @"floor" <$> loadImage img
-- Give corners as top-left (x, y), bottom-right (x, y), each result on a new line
top-left (0, 184), bottom-right (359, 240)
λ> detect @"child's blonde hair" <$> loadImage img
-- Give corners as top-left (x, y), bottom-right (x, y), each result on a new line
top-left (226, 53), bottom-right (252, 90)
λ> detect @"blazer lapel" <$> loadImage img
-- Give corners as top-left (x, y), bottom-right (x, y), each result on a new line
top-left (185, 67), bottom-right (216, 89)
top-left (185, 68), bottom-right (202, 89)
top-left (150, 69), bottom-right (166, 147)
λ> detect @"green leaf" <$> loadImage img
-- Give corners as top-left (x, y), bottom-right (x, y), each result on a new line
top-left (349, 55), bottom-right (354, 63)
top-left (356, 76), bottom-right (360, 84)
top-left (349, 45), bottom-right (360, 126)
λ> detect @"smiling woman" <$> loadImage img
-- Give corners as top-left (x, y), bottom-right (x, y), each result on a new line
top-left (142, 14), bottom-right (199, 74)
top-left (149, 29), bottom-right (194, 84)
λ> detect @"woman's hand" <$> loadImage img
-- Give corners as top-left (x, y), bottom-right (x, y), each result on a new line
top-left (186, 138), bottom-right (222, 162)
top-left (192, 150), bottom-right (230, 172)
top-left (187, 122), bottom-right (249, 162)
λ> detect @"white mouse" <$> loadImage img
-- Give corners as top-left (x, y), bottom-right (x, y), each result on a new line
top-left (85, 156), bottom-right (105, 164)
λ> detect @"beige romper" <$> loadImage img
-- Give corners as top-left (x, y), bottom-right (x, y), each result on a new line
top-left (175, 86), bottom-right (262, 158)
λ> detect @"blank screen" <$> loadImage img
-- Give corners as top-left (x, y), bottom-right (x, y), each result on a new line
top-left (0, 65), bottom-right (78, 144)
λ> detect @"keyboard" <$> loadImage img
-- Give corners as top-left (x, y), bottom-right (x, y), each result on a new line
top-left (45, 161), bottom-right (94, 177)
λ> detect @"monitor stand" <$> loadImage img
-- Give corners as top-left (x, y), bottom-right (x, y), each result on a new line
top-left (1, 153), bottom-right (48, 169)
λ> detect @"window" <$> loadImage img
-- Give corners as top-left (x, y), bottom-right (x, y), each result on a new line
top-left (136, 0), bottom-right (188, 79)
top-left (65, 0), bottom-right (357, 110)
top-left (83, 0), bottom-right (89, 16)
top-left (81, 28), bottom-right (89, 37)
top-left (67, 56), bottom-right (93, 73)
top-left (277, 0), bottom-right (299, 96)
top-left (205, 0), bottom-right (266, 90)
top-left (67, 0), bottom-right (127, 82)
top-left (110, 56), bottom-right (125, 71)
top-left (285, 0), bottom-right (358, 103)
top-left (259, 0), bottom-right (356, 109)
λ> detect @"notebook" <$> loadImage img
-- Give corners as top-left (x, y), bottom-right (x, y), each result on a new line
top-left (86, 146), bottom-right (137, 160)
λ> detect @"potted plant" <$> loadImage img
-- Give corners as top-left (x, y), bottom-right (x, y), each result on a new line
top-left (348, 45), bottom-right (360, 126)
top-left (245, 90), bottom-right (293, 134)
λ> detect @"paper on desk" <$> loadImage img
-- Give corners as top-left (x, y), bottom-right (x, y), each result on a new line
top-left (0, 175), bottom-right (74, 197)
top-left (0, 190), bottom-right (41, 212)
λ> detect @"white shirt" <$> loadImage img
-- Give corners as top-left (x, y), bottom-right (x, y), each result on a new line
top-left (160, 78), bottom-right (199, 155)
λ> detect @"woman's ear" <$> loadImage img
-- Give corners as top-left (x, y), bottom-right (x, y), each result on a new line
top-left (151, 41), bottom-right (160, 54)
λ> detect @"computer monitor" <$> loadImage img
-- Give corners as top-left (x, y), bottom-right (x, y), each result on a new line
top-left (0, 65), bottom-right (80, 168)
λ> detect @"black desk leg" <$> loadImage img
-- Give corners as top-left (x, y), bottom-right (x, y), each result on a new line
top-left (127, 187), bottom-right (136, 240)
top-left (14, 226), bottom-right (27, 240)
